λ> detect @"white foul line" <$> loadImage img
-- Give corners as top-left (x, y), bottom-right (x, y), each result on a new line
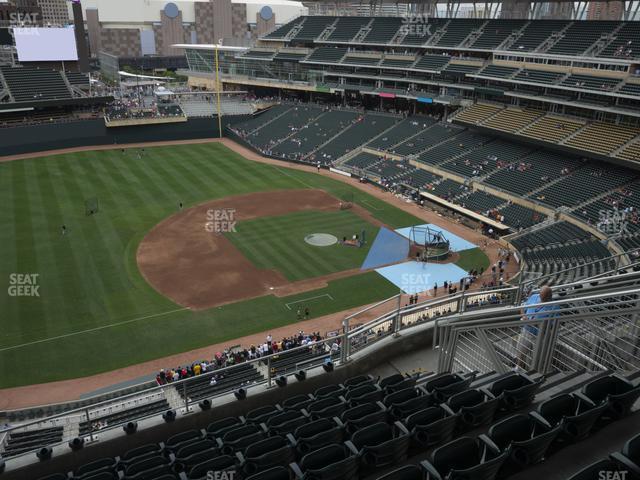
top-left (285, 294), bottom-right (334, 310)
top-left (0, 307), bottom-right (189, 353)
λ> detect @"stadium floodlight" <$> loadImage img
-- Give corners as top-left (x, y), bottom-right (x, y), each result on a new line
top-left (276, 375), bottom-right (288, 388)
top-left (295, 370), bottom-right (307, 382)
top-left (199, 398), bottom-right (212, 411)
top-left (163, 409), bottom-right (177, 422)
top-left (235, 388), bottom-right (247, 400)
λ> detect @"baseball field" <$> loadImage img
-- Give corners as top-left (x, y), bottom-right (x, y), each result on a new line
top-left (0, 142), bottom-right (442, 389)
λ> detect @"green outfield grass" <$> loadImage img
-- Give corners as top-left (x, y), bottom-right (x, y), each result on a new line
top-left (455, 248), bottom-right (491, 273)
top-left (0, 142), bottom-right (422, 388)
top-left (227, 210), bottom-right (379, 282)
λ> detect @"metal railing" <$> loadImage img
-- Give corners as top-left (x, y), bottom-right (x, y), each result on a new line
top-left (435, 287), bottom-right (640, 375)
top-left (3, 260), bottom-right (640, 460)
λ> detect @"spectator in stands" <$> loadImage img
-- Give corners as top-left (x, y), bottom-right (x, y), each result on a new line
top-left (517, 286), bottom-right (559, 369)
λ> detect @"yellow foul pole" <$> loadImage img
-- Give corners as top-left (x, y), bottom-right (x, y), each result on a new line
top-left (214, 44), bottom-right (223, 138)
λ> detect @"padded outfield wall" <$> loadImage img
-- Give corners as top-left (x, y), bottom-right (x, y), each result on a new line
top-left (0, 116), bottom-right (248, 157)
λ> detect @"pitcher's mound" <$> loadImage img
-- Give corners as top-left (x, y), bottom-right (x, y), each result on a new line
top-left (304, 233), bottom-right (338, 247)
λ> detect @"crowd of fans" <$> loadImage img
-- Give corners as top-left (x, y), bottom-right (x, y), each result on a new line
top-left (106, 99), bottom-right (185, 121)
top-left (155, 330), bottom-right (327, 386)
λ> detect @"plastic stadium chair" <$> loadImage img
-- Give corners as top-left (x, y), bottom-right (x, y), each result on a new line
top-left (216, 424), bottom-right (265, 454)
top-left (623, 434), bottom-right (640, 465)
top-left (291, 443), bottom-right (359, 480)
top-left (38, 476), bottom-right (67, 480)
top-left (447, 389), bottom-right (500, 430)
top-left (175, 448), bottom-right (219, 474)
top-left (484, 372), bottom-right (542, 412)
top-left (375, 464), bottom-right (424, 480)
top-left (246, 405), bottom-right (282, 424)
top-left (123, 455), bottom-right (172, 477)
top-left (281, 394), bottom-right (315, 411)
top-left (379, 374), bottom-right (406, 390)
top-left (404, 405), bottom-right (459, 449)
top-left (567, 458), bottom-right (629, 480)
top-left (245, 466), bottom-right (290, 480)
top-left (304, 396), bottom-right (347, 420)
top-left (237, 435), bottom-right (295, 476)
top-left (610, 433), bottom-right (640, 478)
top-left (534, 393), bottom-right (606, 444)
top-left (343, 375), bottom-right (375, 389)
top-left (287, 417), bottom-right (345, 456)
top-left (120, 444), bottom-right (163, 463)
top-left (77, 473), bottom-right (118, 480)
top-left (422, 436), bottom-right (508, 480)
top-left (424, 373), bottom-right (475, 403)
top-left (345, 421), bottom-right (410, 470)
top-left (266, 410), bottom-right (309, 436)
top-left (164, 429), bottom-right (204, 453)
top-left (388, 391), bottom-right (435, 421)
top-left (345, 383), bottom-right (384, 406)
top-left (75, 457), bottom-right (117, 478)
top-left (383, 387), bottom-right (422, 409)
top-left (314, 384), bottom-right (345, 399)
top-left (487, 413), bottom-right (560, 469)
top-left (341, 402), bottom-right (388, 435)
top-left (175, 439), bottom-right (217, 460)
top-left (581, 374), bottom-right (640, 420)
top-left (122, 464), bottom-right (176, 480)
top-left (385, 376), bottom-right (419, 394)
top-left (206, 416), bottom-right (245, 438)
top-left (187, 454), bottom-right (237, 480)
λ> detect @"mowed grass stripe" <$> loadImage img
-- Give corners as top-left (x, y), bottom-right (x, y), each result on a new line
top-left (4, 161), bottom-right (47, 342)
top-left (63, 159), bottom-right (139, 317)
top-left (186, 145), bottom-right (264, 194)
top-left (28, 158), bottom-right (77, 334)
top-left (40, 158), bottom-right (107, 330)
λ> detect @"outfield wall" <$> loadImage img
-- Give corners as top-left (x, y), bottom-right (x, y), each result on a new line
top-left (0, 117), bottom-right (248, 157)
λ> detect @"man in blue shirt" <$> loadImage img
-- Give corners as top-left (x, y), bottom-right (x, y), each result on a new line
top-left (517, 286), bottom-right (559, 369)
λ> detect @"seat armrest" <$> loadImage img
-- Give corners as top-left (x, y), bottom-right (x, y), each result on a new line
top-left (394, 420), bottom-right (410, 435)
top-left (478, 433), bottom-right (503, 455)
top-left (290, 462), bottom-right (305, 479)
top-left (529, 411), bottom-right (553, 429)
top-left (344, 440), bottom-right (359, 456)
top-left (610, 452), bottom-right (640, 475)
top-left (421, 459), bottom-right (444, 480)
top-left (286, 433), bottom-right (297, 447)
top-left (573, 391), bottom-right (598, 407)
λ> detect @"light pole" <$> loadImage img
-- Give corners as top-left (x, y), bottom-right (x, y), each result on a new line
top-left (214, 42), bottom-right (222, 139)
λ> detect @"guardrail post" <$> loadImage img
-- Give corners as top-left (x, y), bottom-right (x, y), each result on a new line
top-left (267, 357), bottom-right (272, 388)
top-left (85, 408), bottom-right (94, 443)
top-left (393, 294), bottom-right (402, 335)
top-left (340, 317), bottom-right (350, 363)
top-left (183, 381), bottom-right (189, 412)
top-left (459, 290), bottom-right (467, 313)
